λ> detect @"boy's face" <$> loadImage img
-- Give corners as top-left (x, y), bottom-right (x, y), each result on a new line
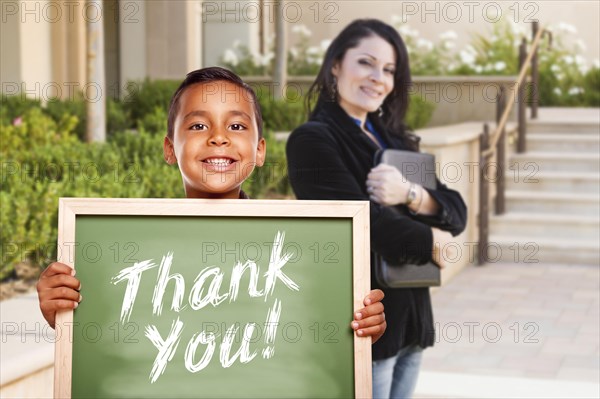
top-left (164, 81), bottom-right (266, 199)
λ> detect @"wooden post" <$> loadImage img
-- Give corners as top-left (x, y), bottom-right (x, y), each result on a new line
top-left (495, 87), bottom-right (506, 215)
top-left (517, 38), bottom-right (527, 153)
top-left (478, 124), bottom-right (490, 265)
top-left (531, 21), bottom-right (539, 119)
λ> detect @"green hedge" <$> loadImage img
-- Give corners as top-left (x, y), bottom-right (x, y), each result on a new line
top-left (0, 106), bottom-right (290, 280)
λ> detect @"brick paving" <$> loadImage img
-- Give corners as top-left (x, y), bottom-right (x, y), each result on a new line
top-left (415, 261), bottom-right (600, 398)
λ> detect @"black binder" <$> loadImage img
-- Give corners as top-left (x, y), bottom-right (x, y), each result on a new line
top-left (373, 149), bottom-right (441, 288)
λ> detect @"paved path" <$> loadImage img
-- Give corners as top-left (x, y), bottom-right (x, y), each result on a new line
top-left (415, 261), bottom-right (600, 398)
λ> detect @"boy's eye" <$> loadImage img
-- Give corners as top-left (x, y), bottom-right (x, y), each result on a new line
top-left (359, 59), bottom-right (372, 66)
top-left (190, 123), bottom-right (207, 131)
top-left (384, 68), bottom-right (395, 75)
top-left (230, 123), bottom-right (246, 131)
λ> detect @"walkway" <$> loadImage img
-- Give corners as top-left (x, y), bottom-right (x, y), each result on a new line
top-left (416, 261), bottom-right (600, 398)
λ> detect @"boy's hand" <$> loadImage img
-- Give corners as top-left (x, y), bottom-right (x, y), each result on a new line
top-left (36, 262), bottom-right (81, 329)
top-left (351, 289), bottom-right (386, 344)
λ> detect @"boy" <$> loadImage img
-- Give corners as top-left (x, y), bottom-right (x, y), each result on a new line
top-left (36, 67), bottom-right (386, 342)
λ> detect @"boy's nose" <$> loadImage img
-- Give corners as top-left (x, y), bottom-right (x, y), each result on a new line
top-left (208, 131), bottom-right (230, 146)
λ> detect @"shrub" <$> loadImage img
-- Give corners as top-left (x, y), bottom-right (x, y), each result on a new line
top-left (107, 98), bottom-right (131, 134)
top-left (0, 107), bottom-right (290, 280)
top-left (0, 95), bottom-right (42, 126)
top-left (136, 106), bottom-right (168, 134)
top-left (406, 95), bottom-right (436, 130)
top-left (122, 79), bottom-right (179, 126)
top-left (256, 88), bottom-right (306, 132)
top-left (242, 131), bottom-right (291, 199)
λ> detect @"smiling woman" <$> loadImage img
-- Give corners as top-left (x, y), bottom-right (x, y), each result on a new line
top-left (286, 19), bottom-right (467, 399)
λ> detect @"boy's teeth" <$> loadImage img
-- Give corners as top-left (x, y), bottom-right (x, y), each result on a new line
top-left (206, 158), bottom-right (232, 165)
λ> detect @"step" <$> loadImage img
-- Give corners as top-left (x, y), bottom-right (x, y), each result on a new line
top-left (527, 133), bottom-right (600, 152)
top-left (505, 190), bottom-right (600, 216)
top-left (527, 123), bottom-right (600, 134)
top-left (505, 171), bottom-right (600, 194)
top-left (527, 110), bottom-right (600, 134)
top-left (509, 152), bottom-right (600, 173)
top-left (490, 212), bottom-right (600, 241)
top-left (486, 235), bottom-right (599, 265)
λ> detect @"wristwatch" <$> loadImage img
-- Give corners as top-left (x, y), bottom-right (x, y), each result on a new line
top-left (406, 183), bottom-right (418, 205)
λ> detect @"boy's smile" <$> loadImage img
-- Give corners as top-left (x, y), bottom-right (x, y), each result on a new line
top-left (164, 81), bottom-right (266, 199)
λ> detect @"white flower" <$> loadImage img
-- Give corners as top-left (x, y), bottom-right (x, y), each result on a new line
top-left (250, 51), bottom-right (262, 66)
top-left (444, 41), bottom-right (456, 50)
top-left (490, 35), bottom-right (498, 43)
top-left (439, 30), bottom-right (458, 41)
top-left (260, 52), bottom-right (274, 66)
top-left (391, 14), bottom-right (405, 26)
top-left (555, 73), bottom-right (565, 81)
top-left (484, 63), bottom-right (493, 72)
top-left (568, 87), bottom-right (584, 95)
top-left (308, 56), bottom-right (323, 66)
top-left (579, 64), bottom-right (589, 75)
top-left (494, 61), bottom-right (506, 71)
top-left (574, 55), bottom-right (586, 66)
top-left (592, 59), bottom-right (600, 69)
top-left (563, 55), bottom-right (574, 65)
top-left (398, 25), bottom-right (419, 38)
top-left (551, 64), bottom-right (561, 73)
top-left (307, 46), bottom-right (321, 56)
top-left (553, 87), bottom-right (562, 95)
top-left (460, 50), bottom-right (476, 65)
top-left (509, 20), bottom-right (526, 36)
top-left (320, 39), bottom-right (332, 52)
top-left (474, 65), bottom-right (483, 73)
top-left (291, 24), bottom-right (311, 37)
top-left (222, 49), bottom-right (238, 66)
top-left (557, 22), bottom-right (577, 34)
top-left (416, 38), bottom-right (433, 51)
top-left (447, 63), bottom-right (457, 71)
top-left (575, 39), bottom-right (587, 51)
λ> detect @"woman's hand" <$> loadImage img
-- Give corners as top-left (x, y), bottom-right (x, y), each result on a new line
top-left (431, 227), bottom-right (457, 269)
top-left (351, 289), bottom-right (386, 343)
top-left (37, 262), bottom-right (82, 329)
top-left (366, 164), bottom-right (412, 206)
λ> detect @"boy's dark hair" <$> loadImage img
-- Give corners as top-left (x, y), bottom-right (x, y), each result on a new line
top-left (167, 67), bottom-right (263, 139)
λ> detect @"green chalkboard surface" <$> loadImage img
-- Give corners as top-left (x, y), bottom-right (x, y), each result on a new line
top-left (54, 199), bottom-right (371, 398)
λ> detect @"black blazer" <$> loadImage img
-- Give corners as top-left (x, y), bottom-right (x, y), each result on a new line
top-left (286, 100), bottom-right (467, 359)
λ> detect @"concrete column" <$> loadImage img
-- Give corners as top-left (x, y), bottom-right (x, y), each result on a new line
top-left (0, 2), bottom-right (22, 94)
top-left (119, 0), bottom-right (147, 89)
top-left (86, 0), bottom-right (106, 142)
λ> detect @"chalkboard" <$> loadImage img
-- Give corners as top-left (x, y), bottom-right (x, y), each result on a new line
top-left (54, 198), bottom-right (371, 398)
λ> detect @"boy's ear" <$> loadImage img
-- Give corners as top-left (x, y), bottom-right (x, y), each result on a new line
top-left (163, 136), bottom-right (177, 165)
top-left (255, 138), bottom-right (266, 167)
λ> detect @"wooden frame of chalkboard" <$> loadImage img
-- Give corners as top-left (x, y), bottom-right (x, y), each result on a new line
top-left (54, 198), bottom-right (371, 398)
